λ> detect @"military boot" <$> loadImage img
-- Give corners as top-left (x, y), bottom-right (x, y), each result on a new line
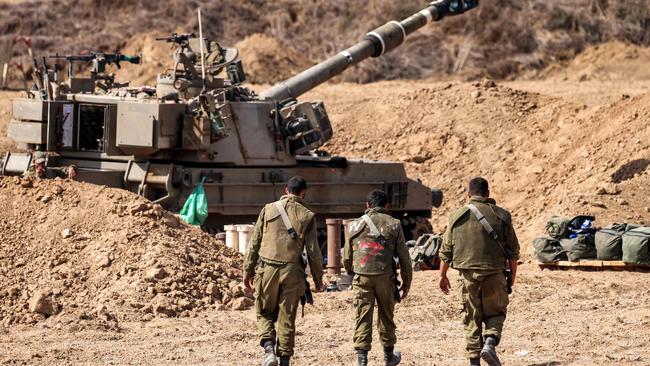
top-left (469, 357), bottom-right (481, 366)
top-left (261, 343), bottom-right (277, 366)
top-left (480, 336), bottom-right (501, 366)
top-left (383, 347), bottom-right (401, 366)
top-left (357, 350), bottom-right (368, 366)
top-left (279, 356), bottom-right (290, 366)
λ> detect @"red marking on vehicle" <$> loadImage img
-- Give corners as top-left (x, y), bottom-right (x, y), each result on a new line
top-left (359, 241), bottom-right (384, 266)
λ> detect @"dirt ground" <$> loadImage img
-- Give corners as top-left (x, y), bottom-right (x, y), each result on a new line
top-left (1, 36), bottom-right (650, 365)
top-left (1, 266), bottom-right (649, 366)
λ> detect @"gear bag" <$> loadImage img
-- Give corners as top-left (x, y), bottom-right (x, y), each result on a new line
top-left (595, 223), bottom-right (626, 260)
top-left (408, 234), bottom-right (441, 270)
top-left (622, 227), bottom-right (650, 265)
top-left (560, 233), bottom-right (596, 261)
top-left (533, 236), bottom-right (567, 263)
top-left (546, 216), bottom-right (571, 239)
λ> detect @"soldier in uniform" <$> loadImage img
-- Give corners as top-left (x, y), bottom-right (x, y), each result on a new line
top-left (23, 151), bottom-right (77, 180)
top-left (344, 190), bottom-right (412, 366)
top-left (243, 176), bottom-right (323, 366)
top-left (438, 177), bottom-right (520, 366)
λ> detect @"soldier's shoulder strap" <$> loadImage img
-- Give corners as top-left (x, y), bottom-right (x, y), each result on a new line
top-left (274, 200), bottom-right (298, 240)
top-left (466, 203), bottom-right (511, 260)
top-left (361, 214), bottom-right (382, 237)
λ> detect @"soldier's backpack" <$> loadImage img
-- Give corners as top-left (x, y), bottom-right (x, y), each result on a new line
top-left (595, 223), bottom-right (626, 260)
top-left (546, 216), bottom-right (571, 239)
top-left (408, 234), bottom-right (441, 271)
top-left (622, 227), bottom-right (650, 265)
top-left (533, 237), bottom-right (567, 263)
top-left (560, 233), bottom-right (597, 262)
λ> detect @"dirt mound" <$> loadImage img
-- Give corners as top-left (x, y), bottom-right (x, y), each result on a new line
top-left (235, 33), bottom-right (310, 85)
top-left (539, 41), bottom-right (650, 81)
top-left (0, 177), bottom-right (251, 328)
top-left (112, 32), bottom-right (173, 86)
top-left (312, 79), bottom-right (650, 250)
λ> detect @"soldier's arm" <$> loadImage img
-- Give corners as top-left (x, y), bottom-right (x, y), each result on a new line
top-left (305, 218), bottom-right (324, 290)
top-left (395, 225), bottom-right (412, 292)
top-left (505, 220), bottom-right (520, 284)
top-left (438, 223), bottom-right (453, 264)
top-left (52, 166), bottom-right (69, 179)
top-left (505, 221), bottom-right (520, 261)
top-left (243, 207), bottom-right (265, 279)
top-left (343, 226), bottom-right (354, 276)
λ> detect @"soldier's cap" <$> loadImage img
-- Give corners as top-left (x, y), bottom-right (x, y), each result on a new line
top-left (33, 151), bottom-right (46, 164)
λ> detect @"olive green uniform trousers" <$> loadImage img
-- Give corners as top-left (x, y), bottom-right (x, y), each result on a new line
top-left (255, 262), bottom-right (306, 357)
top-left (353, 273), bottom-right (397, 351)
top-left (458, 269), bottom-right (509, 358)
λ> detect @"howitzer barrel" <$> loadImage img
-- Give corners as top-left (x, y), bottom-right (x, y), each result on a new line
top-left (260, 0), bottom-right (477, 101)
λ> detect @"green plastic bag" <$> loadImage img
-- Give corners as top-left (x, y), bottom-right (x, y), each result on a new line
top-left (180, 177), bottom-right (209, 225)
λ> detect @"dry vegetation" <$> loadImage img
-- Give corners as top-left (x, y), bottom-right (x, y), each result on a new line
top-left (0, 0), bottom-right (649, 84)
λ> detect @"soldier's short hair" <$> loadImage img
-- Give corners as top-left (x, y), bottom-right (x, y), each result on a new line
top-left (287, 176), bottom-right (307, 194)
top-left (367, 190), bottom-right (389, 208)
top-left (468, 177), bottom-right (489, 197)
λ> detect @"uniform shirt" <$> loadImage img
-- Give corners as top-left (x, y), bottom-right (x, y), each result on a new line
top-left (243, 195), bottom-right (323, 288)
top-left (439, 196), bottom-right (520, 271)
top-left (22, 166), bottom-right (69, 179)
top-left (343, 207), bottom-right (412, 291)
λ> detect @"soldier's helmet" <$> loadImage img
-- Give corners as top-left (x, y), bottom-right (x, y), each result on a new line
top-left (32, 151), bottom-right (46, 164)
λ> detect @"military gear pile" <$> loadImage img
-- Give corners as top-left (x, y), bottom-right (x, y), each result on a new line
top-left (534, 215), bottom-right (596, 262)
top-left (536, 216), bottom-right (650, 264)
top-left (407, 234), bottom-right (442, 271)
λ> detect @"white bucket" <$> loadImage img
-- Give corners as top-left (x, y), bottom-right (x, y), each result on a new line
top-left (224, 225), bottom-right (239, 252)
top-left (236, 224), bottom-right (255, 255)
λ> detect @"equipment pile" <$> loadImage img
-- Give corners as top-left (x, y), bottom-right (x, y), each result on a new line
top-left (534, 215), bottom-right (650, 266)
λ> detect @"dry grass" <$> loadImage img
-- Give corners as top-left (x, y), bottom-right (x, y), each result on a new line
top-left (0, 0), bottom-right (648, 83)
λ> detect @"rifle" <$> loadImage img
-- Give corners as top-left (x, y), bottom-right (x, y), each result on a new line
top-left (391, 256), bottom-right (402, 303)
top-left (299, 253), bottom-right (313, 317)
top-left (50, 52), bottom-right (141, 78)
top-left (155, 32), bottom-right (196, 46)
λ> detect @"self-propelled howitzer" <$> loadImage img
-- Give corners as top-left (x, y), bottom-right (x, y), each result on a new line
top-left (1, 0), bottom-right (477, 241)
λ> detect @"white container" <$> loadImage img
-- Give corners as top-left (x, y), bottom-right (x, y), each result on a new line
top-left (224, 225), bottom-right (239, 252)
top-left (236, 224), bottom-right (255, 255)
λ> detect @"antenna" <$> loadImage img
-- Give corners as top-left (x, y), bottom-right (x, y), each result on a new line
top-left (198, 8), bottom-right (207, 93)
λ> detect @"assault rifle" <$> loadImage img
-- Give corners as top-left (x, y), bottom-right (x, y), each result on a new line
top-left (50, 52), bottom-right (141, 78)
top-left (155, 33), bottom-right (196, 46)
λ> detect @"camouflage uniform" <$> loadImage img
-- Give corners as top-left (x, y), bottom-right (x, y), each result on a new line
top-left (343, 207), bottom-right (412, 352)
top-left (22, 165), bottom-right (69, 179)
top-left (439, 196), bottom-right (520, 359)
top-left (243, 195), bottom-right (323, 358)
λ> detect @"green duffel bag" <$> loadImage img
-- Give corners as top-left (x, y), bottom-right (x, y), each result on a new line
top-left (546, 216), bottom-right (571, 239)
top-left (533, 237), bottom-right (567, 263)
top-left (560, 234), bottom-right (597, 262)
top-left (595, 223), bottom-right (626, 260)
top-left (622, 227), bottom-right (650, 265)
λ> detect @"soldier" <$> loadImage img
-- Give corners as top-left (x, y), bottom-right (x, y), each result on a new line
top-left (23, 151), bottom-right (78, 180)
top-left (243, 176), bottom-right (323, 366)
top-left (438, 177), bottom-right (520, 366)
top-left (344, 190), bottom-right (412, 366)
